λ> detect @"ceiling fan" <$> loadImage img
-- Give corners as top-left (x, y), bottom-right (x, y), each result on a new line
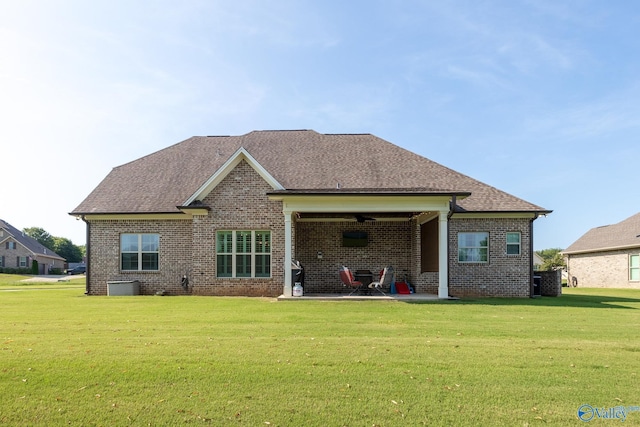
top-left (354, 214), bottom-right (375, 223)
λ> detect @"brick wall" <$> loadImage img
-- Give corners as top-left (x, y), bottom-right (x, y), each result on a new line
top-left (0, 238), bottom-right (33, 269)
top-left (566, 249), bottom-right (640, 288)
top-left (448, 217), bottom-right (532, 297)
top-left (534, 269), bottom-right (562, 296)
top-left (191, 160), bottom-right (284, 297)
top-left (295, 220), bottom-right (412, 293)
top-left (87, 219), bottom-right (193, 295)
top-left (86, 159), bottom-right (286, 297)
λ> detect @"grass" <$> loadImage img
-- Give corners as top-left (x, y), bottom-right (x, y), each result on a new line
top-left (1, 275), bottom-right (639, 426)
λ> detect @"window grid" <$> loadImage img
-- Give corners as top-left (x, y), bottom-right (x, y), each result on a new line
top-left (120, 234), bottom-right (159, 271)
top-left (506, 232), bottom-right (521, 255)
top-left (458, 232), bottom-right (489, 263)
top-left (216, 230), bottom-right (271, 278)
top-left (630, 254), bottom-right (639, 282)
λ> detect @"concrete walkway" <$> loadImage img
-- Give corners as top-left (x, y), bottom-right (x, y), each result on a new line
top-left (19, 275), bottom-right (75, 283)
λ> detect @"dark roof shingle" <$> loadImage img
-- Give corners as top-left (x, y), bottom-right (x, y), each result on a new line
top-left (0, 219), bottom-right (65, 260)
top-left (71, 130), bottom-right (548, 215)
top-left (564, 212), bottom-right (640, 254)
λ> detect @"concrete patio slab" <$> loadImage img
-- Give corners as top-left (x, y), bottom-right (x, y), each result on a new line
top-left (277, 293), bottom-right (449, 301)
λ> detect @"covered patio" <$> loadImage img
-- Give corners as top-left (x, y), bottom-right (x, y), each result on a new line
top-left (268, 190), bottom-right (470, 299)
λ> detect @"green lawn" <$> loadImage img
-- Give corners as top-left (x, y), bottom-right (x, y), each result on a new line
top-left (1, 276), bottom-right (639, 426)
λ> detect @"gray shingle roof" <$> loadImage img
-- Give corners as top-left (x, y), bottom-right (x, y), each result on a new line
top-left (564, 212), bottom-right (640, 254)
top-left (0, 219), bottom-right (65, 260)
top-left (71, 130), bottom-right (549, 215)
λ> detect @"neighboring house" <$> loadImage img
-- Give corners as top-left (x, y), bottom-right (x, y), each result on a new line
top-left (70, 130), bottom-right (551, 298)
top-left (563, 213), bottom-right (640, 288)
top-left (533, 252), bottom-right (544, 271)
top-left (0, 219), bottom-right (66, 273)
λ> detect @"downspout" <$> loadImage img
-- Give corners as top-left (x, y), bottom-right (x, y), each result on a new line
top-left (447, 195), bottom-right (457, 219)
top-left (529, 213), bottom-right (539, 298)
top-left (446, 195), bottom-right (457, 296)
top-left (81, 215), bottom-right (91, 295)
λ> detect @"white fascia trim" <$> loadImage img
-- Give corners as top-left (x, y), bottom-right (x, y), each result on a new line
top-left (184, 147), bottom-right (284, 205)
top-left (275, 194), bottom-right (451, 214)
top-left (563, 243), bottom-right (640, 256)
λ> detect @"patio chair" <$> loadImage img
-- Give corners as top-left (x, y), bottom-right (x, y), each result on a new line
top-left (339, 266), bottom-right (365, 296)
top-left (368, 266), bottom-right (394, 296)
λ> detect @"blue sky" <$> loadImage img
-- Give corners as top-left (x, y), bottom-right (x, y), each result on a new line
top-left (2, 0), bottom-right (639, 250)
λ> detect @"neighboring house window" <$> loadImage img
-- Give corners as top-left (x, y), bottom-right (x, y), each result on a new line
top-left (120, 234), bottom-right (159, 271)
top-left (18, 256), bottom-right (27, 267)
top-left (458, 232), bottom-right (489, 263)
top-left (630, 254), bottom-right (640, 281)
top-left (6, 241), bottom-right (16, 249)
top-left (506, 232), bottom-right (521, 255)
top-left (216, 230), bottom-right (271, 278)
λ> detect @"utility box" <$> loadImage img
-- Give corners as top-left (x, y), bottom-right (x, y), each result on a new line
top-left (107, 280), bottom-right (140, 296)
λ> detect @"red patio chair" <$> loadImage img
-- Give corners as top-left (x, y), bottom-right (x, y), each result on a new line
top-left (368, 266), bottom-right (394, 296)
top-left (339, 266), bottom-right (365, 295)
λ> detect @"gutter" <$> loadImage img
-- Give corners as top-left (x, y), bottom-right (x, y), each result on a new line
top-left (81, 215), bottom-right (90, 295)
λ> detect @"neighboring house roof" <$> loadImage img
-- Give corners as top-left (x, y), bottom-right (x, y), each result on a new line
top-left (533, 252), bottom-right (544, 267)
top-left (564, 212), bottom-right (640, 254)
top-left (70, 130), bottom-right (550, 215)
top-left (0, 219), bottom-right (66, 261)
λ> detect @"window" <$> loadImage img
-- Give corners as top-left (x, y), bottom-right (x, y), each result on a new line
top-left (216, 230), bottom-right (271, 278)
top-left (18, 256), bottom-right (27, 268)
top-left (458, 232), bottom-right (489, 263)
top-left (630, 254), bottom-right (639, 281)
top-left (0, 256), bottom-right (4, 267)
top-left (6, 241), bottom-right (16, 250)
top-left (120, 234), bottom-right (159, 271)
top-left (506, 232), bottom-right (521, 255)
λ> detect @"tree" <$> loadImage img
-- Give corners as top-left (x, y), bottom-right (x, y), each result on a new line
top-left (536, 248), bottom-right (566, 271)
top-left (23, 227), bottom-right (84, 263)
top-left (23, 227), bottom-right (55, 251)
top-left (52, 237), bottom-right (83, 263)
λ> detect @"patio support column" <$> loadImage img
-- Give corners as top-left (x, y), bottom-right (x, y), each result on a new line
top-left (283, 210), bottom-right (293, 296)
top-left (438, 210), bottom-right (449, 299)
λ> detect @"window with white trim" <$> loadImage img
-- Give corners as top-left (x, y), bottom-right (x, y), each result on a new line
top-left (630, 254), bottom-right (639, 281)
top-left (458, 232), bottom-right (489, 263)
top-left (18, 256), bottom-right (27, 268)
top-left (120, 234), bottom-right (159, 271)
top-left (6, 241), bottom-right (16, 250)
top-left (216, 230), bottom-right (271, 278)
top-left (506, 232), bottom-right (521, 255)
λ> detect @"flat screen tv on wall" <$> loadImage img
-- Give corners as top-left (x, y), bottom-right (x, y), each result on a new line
top-left (342, 231), bottom-right (368, 247)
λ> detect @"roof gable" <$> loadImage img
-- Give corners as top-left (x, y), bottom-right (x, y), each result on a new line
top-left (564, 212), bottom-right (640, 254)
top-left (0, 219), bottom-right (65, 260)
top-left (184, 147), bottom-right (284, 206)
top-left (70, 130), bottom-right (549, 215)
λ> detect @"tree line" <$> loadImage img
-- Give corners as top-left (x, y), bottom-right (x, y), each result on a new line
top-left (23, 227), bottom-right (85, 263)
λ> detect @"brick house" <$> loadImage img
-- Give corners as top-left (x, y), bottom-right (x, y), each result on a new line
top-left (0, 219), bottom-right (66, 273)
top-left (70, 130), bottom-right (551, 298)
top-left (563, 212), bottom-right (640, 288)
